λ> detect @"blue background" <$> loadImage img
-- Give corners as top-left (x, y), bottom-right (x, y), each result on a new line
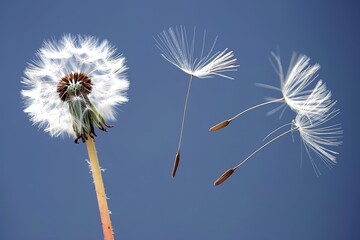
top-left (1, 0), bottom-right (359, 239)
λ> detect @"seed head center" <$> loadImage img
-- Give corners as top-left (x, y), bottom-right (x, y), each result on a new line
top-left (57, 72), bottom-right (92, 102)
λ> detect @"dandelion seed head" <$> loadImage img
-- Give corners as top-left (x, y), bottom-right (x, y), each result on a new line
top-left (155, 26), bottom-right (238, 79)
top-left (21, 34), bottom-right (129, 139)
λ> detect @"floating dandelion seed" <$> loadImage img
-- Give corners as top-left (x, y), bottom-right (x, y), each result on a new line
top-left (155, 26), bottom-right (238, 177)
top-left (210, 52), bottom-right (332, 131)
top-left (214, 100), bottom-right (342, 186)
top-left (21, 34), bottom-right (129, 240)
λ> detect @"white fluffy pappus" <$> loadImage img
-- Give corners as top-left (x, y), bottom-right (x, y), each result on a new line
top-left (155, 26), bottom-right (238, 79)
top-left (263, 91), bottom-right (342, 171)
top-left (293, 109), bottom-right (343, 170)
top-left (21, 34), bottom-right (129, 140)
top-left (258, 52), bottom-right (333, 117)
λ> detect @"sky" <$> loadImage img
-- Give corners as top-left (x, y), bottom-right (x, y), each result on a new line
top-left (1, 0), bottom-right (360, 239)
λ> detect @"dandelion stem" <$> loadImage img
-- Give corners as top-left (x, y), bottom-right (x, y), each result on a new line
top-left (178, 75), bottom-right (193, 149)
top-left (215, 126), bottom-right (298, 186)
top-left (230, 98), bottom-right (285, 121)
top-left (172, 75), bottom-right (193, 177)
top-left (209, 98), bottom-right (285, 131)
top-left (233, 127), bottom-right (296, 169)
top-left (85, 138), bottom-right (114, 240)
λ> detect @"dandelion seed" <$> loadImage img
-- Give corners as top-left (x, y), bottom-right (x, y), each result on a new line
top-left (172, 149), bottom-right (180, 177)
top-left (21, 34), bottom-right (129, 240)
top-left (155, 26), bottom-right (238, 177)
top-left (210, 52), bottom-right (333, 131)
top-left (214, 168), bottom-right (235, 186)
top-left (214, 101), bottom-right (342, 186)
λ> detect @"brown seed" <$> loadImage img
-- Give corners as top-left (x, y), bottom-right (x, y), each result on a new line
top-left (172, 149), bottom-right (180, 177)
top-left (214, 168), bottom-right (235, 186)
top-left (209, 120), bottom-right (231, 132)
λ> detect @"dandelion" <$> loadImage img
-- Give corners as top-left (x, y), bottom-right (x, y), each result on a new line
top-left (214, 104), bottom-right (342, 186)
top-left (21, 34), bottom-right (129, 240)
top-left (155, 26), bottom-right (238, 177)
top-left (210, 52), bottom-right (332, 131)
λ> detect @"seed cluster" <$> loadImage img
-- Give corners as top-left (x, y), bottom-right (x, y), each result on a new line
top-left (56, 72), bottom-right (112, 143)
top-left (57, 72), bottom-right (92, 102)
